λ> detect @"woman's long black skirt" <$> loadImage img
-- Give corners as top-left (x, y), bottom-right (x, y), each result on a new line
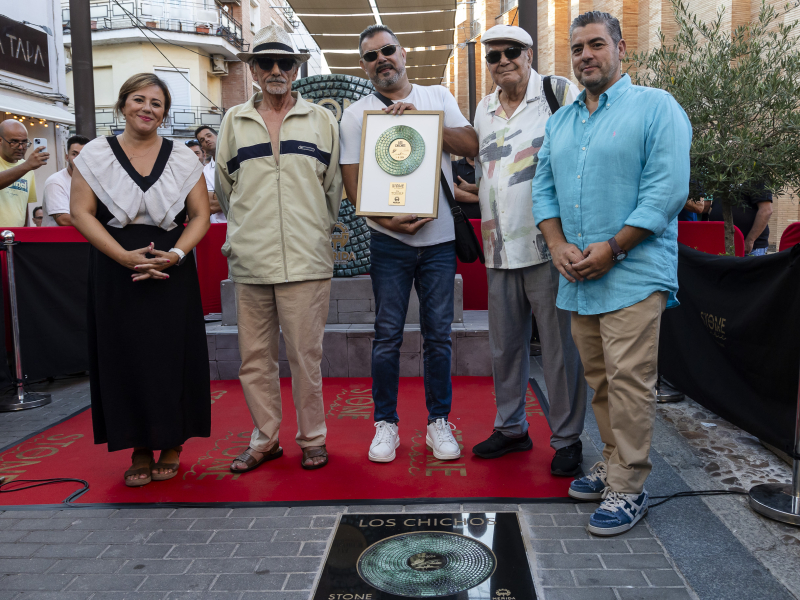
top-left (87, 220), bottom-right (211, 452)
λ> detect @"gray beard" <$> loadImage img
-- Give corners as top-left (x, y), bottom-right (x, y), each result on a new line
top-left (374, 65), bottom-right (405, 88)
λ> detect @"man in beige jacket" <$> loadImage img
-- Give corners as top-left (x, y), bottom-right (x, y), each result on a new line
top-left (216, 25), bottom-right (342, 471)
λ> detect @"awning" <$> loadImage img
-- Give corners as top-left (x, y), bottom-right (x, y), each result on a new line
top-left (0, 95), bottom-right (75, 125)
top-left (289, 0), bottom-right (456, 84)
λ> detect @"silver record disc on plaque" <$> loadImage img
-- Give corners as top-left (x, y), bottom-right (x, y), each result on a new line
top-left (356, 531), bottom-right (496, 597)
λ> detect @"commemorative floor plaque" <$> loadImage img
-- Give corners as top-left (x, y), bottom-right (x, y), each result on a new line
top-left (313, 512), bottom-right (536, 599)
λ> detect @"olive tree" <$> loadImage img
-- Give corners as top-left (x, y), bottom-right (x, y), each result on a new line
top-left (627, 0), bottom-right (800, 254)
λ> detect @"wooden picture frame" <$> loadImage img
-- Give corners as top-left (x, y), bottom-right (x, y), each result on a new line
top-left (355, 110), bottom-right (444, 218)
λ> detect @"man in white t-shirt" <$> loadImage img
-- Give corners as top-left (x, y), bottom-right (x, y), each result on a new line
top-left (195, 125), bottom-right (226, 223)
top-left (340, 24), bottom-right (479, 464)
top-left (42, 135), bottom-right (90, 227)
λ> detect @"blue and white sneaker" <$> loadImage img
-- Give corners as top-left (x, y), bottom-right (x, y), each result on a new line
top-left (568, 461), bottom-right (607, 500)
top-left (587, 489), bottom-right (649, 537)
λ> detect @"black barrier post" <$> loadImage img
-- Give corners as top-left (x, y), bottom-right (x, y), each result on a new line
top-left (0, 231), bottom-right (51, 412)
top-left (749, 359), bottom-right (800, 524)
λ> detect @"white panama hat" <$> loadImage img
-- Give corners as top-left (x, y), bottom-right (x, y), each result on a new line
top-left (481, 25), bottom-right (533, 47)
top-left (236, 24), bottom-right (310, 63)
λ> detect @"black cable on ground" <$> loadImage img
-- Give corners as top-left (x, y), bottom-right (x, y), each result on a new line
top-left (0, 477), bottom-right (90, 504)
top-left (649, 489), bottom-right (748, 509)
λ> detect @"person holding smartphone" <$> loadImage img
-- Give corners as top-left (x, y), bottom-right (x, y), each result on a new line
top-left (0, 120), bottom-right (49, 226)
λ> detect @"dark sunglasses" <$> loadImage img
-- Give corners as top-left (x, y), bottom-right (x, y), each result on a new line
top-left (361, 44), bottom-right (400, 63)
top-left (256, 56), bottom-right (297, 72)
top-left (485, 46), bottom-right (527, 64)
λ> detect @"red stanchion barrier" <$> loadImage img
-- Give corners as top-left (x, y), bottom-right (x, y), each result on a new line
top-left (779, 222), bottom-right (800, 253)
top-left (677, 221), bottom-right (745, 257)
top-left (455, 219), bottom-right (488, 311)
top-left (194, 223), bottom-right (228, 315)
top-left (0, 226), bottom-right (230, 316)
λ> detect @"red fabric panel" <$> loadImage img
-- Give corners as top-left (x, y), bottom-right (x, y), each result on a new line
top-left (0, 226), bottom-right (88, 243)
top-left (455, 219), bottom-right (488, 310)
top-left (677, 221), bottom-right (745, 257)
top-left (779, 222), bottom-right (800, 252)
top-left (0, 378), bottom-right (569, 505)
top-left (194, 223), bottom-right (228, 315)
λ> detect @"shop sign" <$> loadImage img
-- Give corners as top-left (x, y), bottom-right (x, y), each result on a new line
top-left (0, 15), bottom-right (50, 83)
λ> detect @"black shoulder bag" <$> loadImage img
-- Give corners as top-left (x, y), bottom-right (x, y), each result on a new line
top-left (542, 76), bottom-right (562, 114)
top-left (372, 92), bottom-right (485, 264)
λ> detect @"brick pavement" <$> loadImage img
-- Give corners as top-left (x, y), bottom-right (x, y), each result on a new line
top-left (0, 377), bottom-right (796, 600)
top-left (0, 502), bottom-right (697, 600)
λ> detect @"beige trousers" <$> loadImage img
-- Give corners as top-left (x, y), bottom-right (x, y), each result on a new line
top-left (236, 279), bottom-right (331, 451)
top-left (570, 292), bottom-right (667, 494)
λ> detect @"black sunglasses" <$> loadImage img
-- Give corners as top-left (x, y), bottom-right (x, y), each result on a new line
top-left (485, 46), bottom-right (527, 64)
top-left (361, 44), bottom-right (400, 63)
top-left (256, 56), bottom-right (297, 72)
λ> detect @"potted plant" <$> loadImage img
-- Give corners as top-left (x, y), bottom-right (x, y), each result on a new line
top-left (628, 0), bottom-right (800, 255)
top-left (196, 23), bottom-right (210, 34)
top-left (145, 20), bottom-right (157, 28)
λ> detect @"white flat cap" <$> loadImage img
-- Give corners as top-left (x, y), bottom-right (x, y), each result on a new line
top-left (481, 25), bottom-right (533, 47)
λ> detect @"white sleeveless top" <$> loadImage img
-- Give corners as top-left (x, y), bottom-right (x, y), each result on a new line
top-left (74, 136), bottom-right (205, 231)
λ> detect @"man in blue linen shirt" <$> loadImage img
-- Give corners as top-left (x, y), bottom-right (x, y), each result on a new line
top-left (531, 11), bottom-right (691, 537)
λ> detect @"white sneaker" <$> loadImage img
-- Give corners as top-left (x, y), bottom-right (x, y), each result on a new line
top-left (426, 418), bottom-right (461, 460)
top-left (369, 421), bottom-right (400, 463)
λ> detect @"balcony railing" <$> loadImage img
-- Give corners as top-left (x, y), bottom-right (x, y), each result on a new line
top-left (499, 0), bottom-right (518, 16)
top-left (79, 105), bottom-right (224, 136)
top-left (469, 19), bottom-right (483, 40)
top-left (62, 0), bottom-right (248, 51)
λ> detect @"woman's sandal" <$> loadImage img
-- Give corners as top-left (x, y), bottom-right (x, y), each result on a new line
top-left (230, 445), bottom-right (283, 473)
top-left (124, 449), bottom-right (154, 487)
top-left (301, 445), bottom-right (328, 470)
top-left (152, 446), bottom-right (183, 481)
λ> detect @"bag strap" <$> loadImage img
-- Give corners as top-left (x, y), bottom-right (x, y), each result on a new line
top-left (542, 76), bottom-right (561, 115)
top-left (372, 92), bottom-right (461, 215)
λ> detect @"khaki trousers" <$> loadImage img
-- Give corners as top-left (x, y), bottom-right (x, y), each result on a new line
top-left (570, 292), bottom-right (667, 494)
top-left (236, 279), bottom-right (331, 451)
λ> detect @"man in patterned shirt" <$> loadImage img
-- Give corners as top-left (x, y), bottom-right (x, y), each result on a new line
top-left (472, 25), bottom-right (588, 477)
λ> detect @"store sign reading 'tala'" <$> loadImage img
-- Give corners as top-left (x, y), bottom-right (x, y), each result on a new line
top-left (0, 16), bottom-right (50, 83)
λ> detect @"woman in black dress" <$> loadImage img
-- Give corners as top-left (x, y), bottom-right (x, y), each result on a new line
top-left (71, 73), bottom-right (211, 486)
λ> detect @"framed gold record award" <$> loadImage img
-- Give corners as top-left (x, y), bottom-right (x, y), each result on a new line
top-left (355, 110), bottom-right (444, 218)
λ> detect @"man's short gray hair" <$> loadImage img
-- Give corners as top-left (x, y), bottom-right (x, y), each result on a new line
top-left (569, 11), bottom-right (622, 45)
top-left (358, 24), bottom-right (400, 55)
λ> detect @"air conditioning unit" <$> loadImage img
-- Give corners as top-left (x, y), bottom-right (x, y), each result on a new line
top-left (212, 54), bottom-right (228, 75)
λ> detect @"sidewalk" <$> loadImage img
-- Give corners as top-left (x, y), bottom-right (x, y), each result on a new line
top-left (0, 373), bottom-right (797, 600)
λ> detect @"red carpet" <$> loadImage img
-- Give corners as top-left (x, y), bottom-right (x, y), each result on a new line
top-left (0, 378), bottom-right (570, 506)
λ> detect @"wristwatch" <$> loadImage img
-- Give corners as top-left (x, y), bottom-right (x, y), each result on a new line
top-left (168, 247), bottom-right (187, 266)
top-left (607, 237), bottom-right (627, 262)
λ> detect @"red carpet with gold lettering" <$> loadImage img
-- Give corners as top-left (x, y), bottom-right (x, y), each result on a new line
top-left (0, 378), bottom-right (571, 506)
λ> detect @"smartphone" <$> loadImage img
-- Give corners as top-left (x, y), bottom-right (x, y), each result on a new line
top-left (32, 138), bottom-right (47, 162)
top-left (32, 138), bottom-right (48, 153)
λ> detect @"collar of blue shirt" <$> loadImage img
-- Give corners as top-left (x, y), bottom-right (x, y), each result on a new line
top-left (486, 68), bottom-right (543, 116)
top-left (576, 73), bottom-right (632, 108)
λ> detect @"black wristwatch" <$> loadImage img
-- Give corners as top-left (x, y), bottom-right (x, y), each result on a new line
top-left (608, 237), bottom-right (627, 262)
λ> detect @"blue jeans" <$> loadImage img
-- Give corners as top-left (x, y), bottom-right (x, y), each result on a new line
top-left (369, 230), bottom-right (456, 423)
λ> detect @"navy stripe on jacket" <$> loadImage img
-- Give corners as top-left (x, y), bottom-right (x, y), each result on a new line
top-left (227, 140), bottom-right (331, 174)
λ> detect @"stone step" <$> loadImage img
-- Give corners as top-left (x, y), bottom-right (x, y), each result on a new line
top-left (207, 310), bottom-right (490, 380)
top-left (221, 275), bottom-right (464, 326)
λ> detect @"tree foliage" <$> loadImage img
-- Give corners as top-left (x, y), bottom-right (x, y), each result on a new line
top-left (627, 0), bottom-right (800, 254)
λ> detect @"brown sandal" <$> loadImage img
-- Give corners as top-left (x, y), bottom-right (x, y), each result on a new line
top-left (152, 446), bottom-right (183, 481)
top-left (301, 445), bottom-right (328, 470)
top-left (230, 445), bottom-right (283, 473)
top-left (124, 449), bottom-right (154, 487)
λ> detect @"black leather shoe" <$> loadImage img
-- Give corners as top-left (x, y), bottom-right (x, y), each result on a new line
top-left (551, 440), bottom-right (583, 476)
top-left (472, 430), bottom-right (533, 459)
